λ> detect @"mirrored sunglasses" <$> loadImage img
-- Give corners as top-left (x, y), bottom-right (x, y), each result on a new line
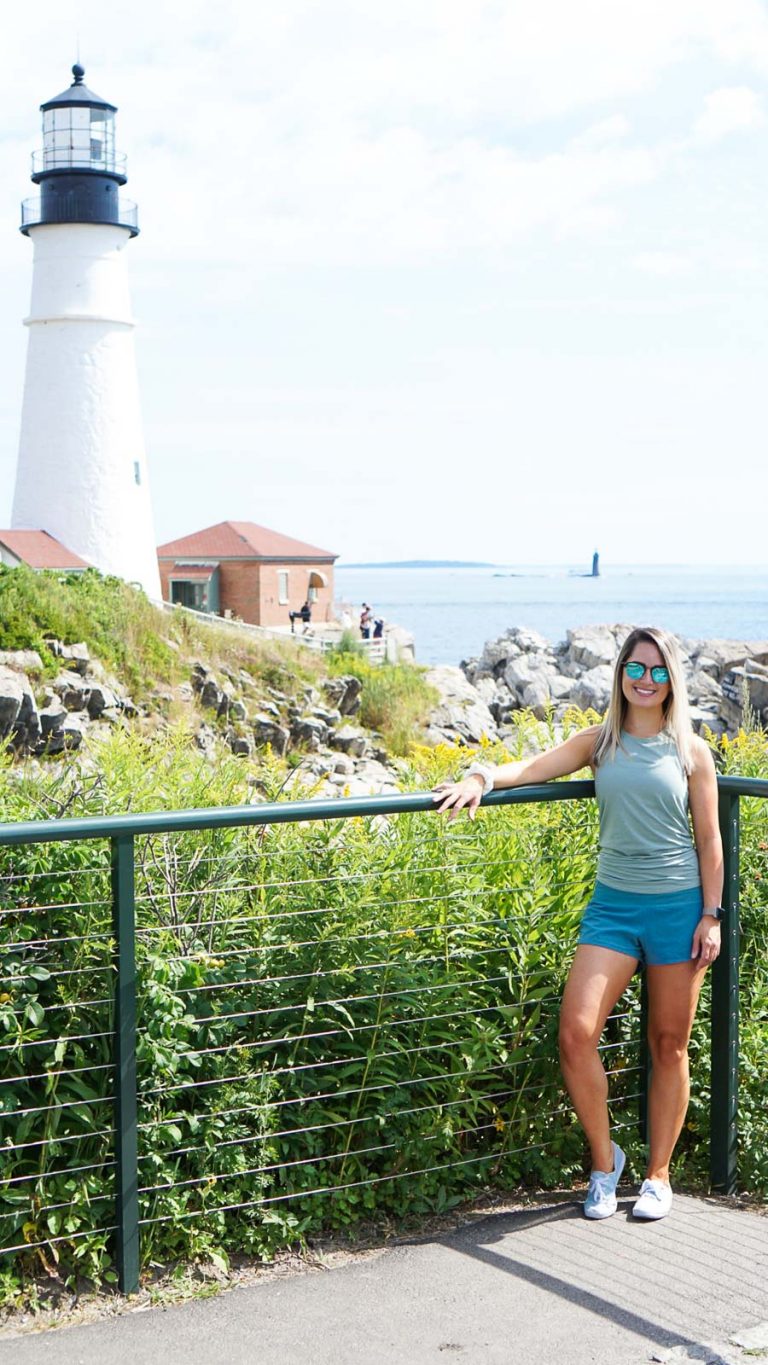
top-left (624, 660), bottom-right (670, 684)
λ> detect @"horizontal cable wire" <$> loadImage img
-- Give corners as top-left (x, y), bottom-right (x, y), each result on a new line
top-left (0, 897), bottom-right (108, 920)
top-left (138, 1066), bottom-right (640, 1169)
top-left (172, 945), bottom-right (527, 998)
top-left (0, 1029), bottom-right (113, 1056)
top-left (185, 984), bottom-right (639, 1033)
top-left (0, 863), bottom-right (108, 884)
top-left (0, 1156), bottom-right (117, 1189)
top-left (138, 1001), bottom-right (554, 1091)
top-left (135, 1044), bottom-right (639, 1150)
top-left (167, 973), bottom-right (511, 1030)
top-left (0, 1187), bottom-right (115, 1224)
top-left (4, 1092), bottom-right (114, 1120)
top-left (1, 929), bottom-right (113, 953)
top-left (138, 1112), bottom-right (553, 1198)
top-left (137, 915), bottom-right (540, 968)
top-left (0, 1058), bottom-right (113, 1087)
top-left (139, 1111), bottom-right (642, 1229)
top-left (139, 1032), bottom-right (642, 1114)
top-left (134, 890), bottom-right (459, 934)
top-left (0, 964), bottom-right (113, 987)
top-left (132, 860), bottom-right (585, 905)
top-left (0, 1125), bottom-right (115, 1155)
top-left (141, 999), bottom-right (641, 1074)
top-left (132, 838), bottom-right (586, 872)
top-left (0, 1223), bottom-right (116, 1257)
top-left (133, 881), bottom-right (591, 937)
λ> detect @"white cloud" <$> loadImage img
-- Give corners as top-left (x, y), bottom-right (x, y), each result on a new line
top-left (632, 251), bottom-right (693, 277)
top-left (693, 85), bottom-right (766, 141)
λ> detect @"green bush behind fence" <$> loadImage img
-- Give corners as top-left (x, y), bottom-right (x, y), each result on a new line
top-left (0, 722), bottom-right (765, 1296)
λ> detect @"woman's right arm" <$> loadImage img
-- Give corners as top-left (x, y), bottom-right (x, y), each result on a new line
top-left (432, 725), bottom-right (600, 820)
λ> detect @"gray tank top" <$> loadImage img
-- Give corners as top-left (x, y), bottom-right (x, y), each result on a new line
top-left (594, 731), bottom-right (701, 893)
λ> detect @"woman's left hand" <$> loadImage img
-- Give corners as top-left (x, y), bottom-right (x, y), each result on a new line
top-left (691, 916), bottom-right (721, 967)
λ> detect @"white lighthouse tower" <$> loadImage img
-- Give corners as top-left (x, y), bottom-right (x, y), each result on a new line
top-left (11, 64), bottom-right (161, 599)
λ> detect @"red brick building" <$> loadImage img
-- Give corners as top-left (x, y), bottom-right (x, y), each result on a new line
top-left (156, 521), bottom-right (337, 628)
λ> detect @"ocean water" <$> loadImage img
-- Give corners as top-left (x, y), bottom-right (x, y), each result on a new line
top-left (335, 564), bottom-right (768, 666)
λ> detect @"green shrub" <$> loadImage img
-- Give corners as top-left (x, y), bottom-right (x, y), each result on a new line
top-left (0, 715), bottom-right (766, 1302)
top-left (328, 652), bottom-right (438, 755)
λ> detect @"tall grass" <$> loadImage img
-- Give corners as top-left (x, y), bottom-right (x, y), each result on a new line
top-left (0, 566), bottom-right (323, 699)
top-left (328, 651), bottom-right (439, 754)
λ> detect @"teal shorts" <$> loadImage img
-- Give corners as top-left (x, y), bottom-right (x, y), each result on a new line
top-left (578, 880), bottom-right (703, 966)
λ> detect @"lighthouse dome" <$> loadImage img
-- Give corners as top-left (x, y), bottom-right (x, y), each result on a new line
top-left (41, 64), bottom-right (117, 113)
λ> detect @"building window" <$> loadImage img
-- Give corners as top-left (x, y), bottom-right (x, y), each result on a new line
top-left (278, 571), bottom-right (289, 605)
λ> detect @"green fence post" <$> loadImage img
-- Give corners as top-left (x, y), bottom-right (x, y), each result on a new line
top-left (111, 834), bottom-right (140, 1293)
top-left (638, 973), bottom-right (650, 1146)
top-left (710, 792), bottom-right (740, 1194)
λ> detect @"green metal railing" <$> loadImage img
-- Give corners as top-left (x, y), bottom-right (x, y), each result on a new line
top-left (0, 775), bottom-right (764, 1293)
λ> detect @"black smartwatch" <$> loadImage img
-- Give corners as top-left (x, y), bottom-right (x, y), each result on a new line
top-left (702, 906), bottom-right (725, 921)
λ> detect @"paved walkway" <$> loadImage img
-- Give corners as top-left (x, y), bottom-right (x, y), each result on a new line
top-left (2, 1192), bottom-right (767, 1365)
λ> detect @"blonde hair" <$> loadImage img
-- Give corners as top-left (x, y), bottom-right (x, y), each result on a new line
top-left (592, 626), bottom-right (695, 774)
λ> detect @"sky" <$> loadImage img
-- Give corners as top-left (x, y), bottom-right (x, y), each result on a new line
top-left (0, 1), bottom-right (766, 567)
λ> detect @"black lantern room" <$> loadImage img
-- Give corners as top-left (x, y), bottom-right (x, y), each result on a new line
top-left (21, 65), bottom-right (138, 237)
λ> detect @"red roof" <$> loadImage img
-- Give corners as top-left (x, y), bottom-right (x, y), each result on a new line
top-left (169, 563), bottom-right (216, 580)
top-left (157, 520), bottom-right (336, 562)
top-left (0, 530), bottom-right (91, 570)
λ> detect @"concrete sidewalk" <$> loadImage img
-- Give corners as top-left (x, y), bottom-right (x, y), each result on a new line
top-left (2, 1192), bottom-right (767, 1365)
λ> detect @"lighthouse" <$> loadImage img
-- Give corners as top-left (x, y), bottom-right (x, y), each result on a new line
top-left (11, 64), bottom-right (161, 599)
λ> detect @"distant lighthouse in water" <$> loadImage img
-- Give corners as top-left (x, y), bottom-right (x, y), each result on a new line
top-left (11, 64), bottom-right (161, 598)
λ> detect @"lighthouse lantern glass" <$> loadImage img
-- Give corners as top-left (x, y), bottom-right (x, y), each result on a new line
top-left (42, 105), bottom-right (116, 171)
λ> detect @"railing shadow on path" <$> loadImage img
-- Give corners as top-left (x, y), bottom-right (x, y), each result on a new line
top-left (423, 1191), bottom-right (768, 1360)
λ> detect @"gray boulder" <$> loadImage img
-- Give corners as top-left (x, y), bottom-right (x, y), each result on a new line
top-left (323, 675), bottom-right (363, 717)
top-left (508, 627), bottom-right (550, 653)
top-left (52, 670), bottom-right (90, 711)
top-left (425, 666), bottom-right (497, 744)
top-left (566, 625), bottom-right (621, 671)
top-left (39, 701), bottom-right (68, 736)
top-left (200, 677), bottom-right (224, 711)
top-left (0, 650), bottom-right (44, 674)
top-left (86, 683), bottom-right (121, 719)
top-left (330, 725), bottom-right (368, 757)
top-left (291, 717), bottom-right (329, 750)
top-left (570, 664), bottom-right (614, 714)
top-left (227, 730), bottom-right (253, 757)
top-left (252, 715), bottom-right (290, 756)
top-left (480, 635), bottom-right (522, 669)
top-left (692, 639), bottom-right (768, 679)
top-left (0, 668), bottom-right (25, 738)
top-left (721, 660), bottom-right (768, 723)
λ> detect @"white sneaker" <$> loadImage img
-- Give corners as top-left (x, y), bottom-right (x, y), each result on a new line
top-left (583, 1142), bottom-right (626, 1220)
top-left (633, 1178), bottom-right (673, 1220)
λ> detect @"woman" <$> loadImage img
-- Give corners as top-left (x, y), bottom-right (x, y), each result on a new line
top-left (433, 625), bottom-right (723, 1221)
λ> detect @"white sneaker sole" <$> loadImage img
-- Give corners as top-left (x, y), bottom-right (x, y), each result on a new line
top-left (632, 1201), bottom-right (672, 1220)
top-left (584, 1201), bottom-right (618, 1220)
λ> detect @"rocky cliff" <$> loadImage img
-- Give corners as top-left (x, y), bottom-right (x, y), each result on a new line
top-left (425, 624), bottom-right (768, 747)
top-left (0, 642), bottom-right (402, 798)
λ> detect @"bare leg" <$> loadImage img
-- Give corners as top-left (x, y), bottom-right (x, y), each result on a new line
top-left (559, 945), bottom-right (639, 1172)
top-left (645, 960), bottom-right (707, 1182)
